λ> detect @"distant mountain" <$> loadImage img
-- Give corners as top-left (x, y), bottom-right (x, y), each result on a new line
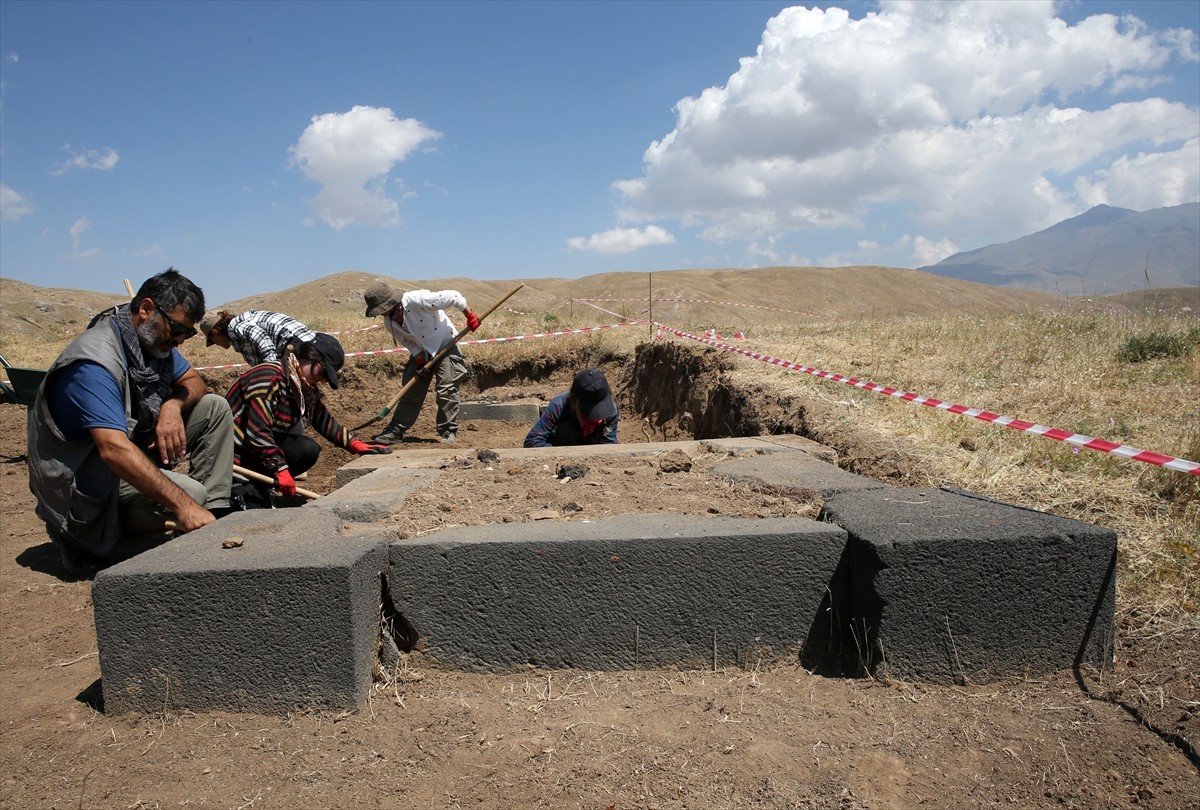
top-left (918, 203), bottom-right (1200, 294)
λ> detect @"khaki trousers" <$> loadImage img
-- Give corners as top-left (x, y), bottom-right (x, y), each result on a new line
top-left (118, 393), bottom-right (235, 533)
top-left (384, 348), bottom-right (471, 435)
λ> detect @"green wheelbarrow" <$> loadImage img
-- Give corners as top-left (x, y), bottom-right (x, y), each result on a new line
top-left (0, 353), bottom-right (48, 410)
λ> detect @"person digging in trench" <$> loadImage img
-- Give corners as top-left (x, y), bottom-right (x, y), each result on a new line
top-left (524, 368), bottom-right (620, 447)
top-left (362, 282), bottom-right (481, 445)
top-left (224, 333), bottom-right (391, 508)
top-left (27, 268), bottom-right (236, 576)
top-left (198, 309), bottom-right (318, 367)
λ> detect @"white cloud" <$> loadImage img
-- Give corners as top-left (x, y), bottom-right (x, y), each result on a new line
top-left (1075, 137), bottom-right (1200, 209)
top-left (65, 247), bottom-right (102, 260)
top-left (567, 225), bottom-right (675, 254)
top-left (50, 146), bottom-right (119, 176)
top-left (288, 105), bottom-right (441, 230)
top-left (907, 235), bottom-right (961, 266)
top-left (613, 1), bottom-right (1199, 260)
top-left (69, 215), bottom-right (91, 247)
top-left (0, 183), bottom-right (35, 220)
top-left (133, 243), bottom-right (164, 258)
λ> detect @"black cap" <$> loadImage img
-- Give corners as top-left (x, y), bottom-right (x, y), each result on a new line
top-left (570, 368), bottom-right (615, 421)
top-left (305, 333), bottom-right (345, 389)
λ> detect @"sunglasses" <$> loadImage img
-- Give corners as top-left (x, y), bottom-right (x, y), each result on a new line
top-left (152, 300), bottom-right (197, 339)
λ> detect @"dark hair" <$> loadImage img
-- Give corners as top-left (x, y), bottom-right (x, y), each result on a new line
top-left (134, 268), bottom-right (205, 321)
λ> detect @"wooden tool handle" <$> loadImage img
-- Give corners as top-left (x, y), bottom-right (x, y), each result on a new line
top-left (233, 464), bottom-right (322, 499)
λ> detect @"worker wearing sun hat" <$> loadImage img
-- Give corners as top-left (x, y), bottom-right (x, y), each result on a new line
top-left (523, 368), bottom-right (619, 447)
top-left (362, 281), bottom-right (480, 445)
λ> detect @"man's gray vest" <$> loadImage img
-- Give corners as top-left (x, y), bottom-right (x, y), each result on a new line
top-left (27, 318), bottom-right (135, 555)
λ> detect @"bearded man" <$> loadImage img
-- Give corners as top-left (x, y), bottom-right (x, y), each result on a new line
top-left (27, 268), bottom-right (235, 575)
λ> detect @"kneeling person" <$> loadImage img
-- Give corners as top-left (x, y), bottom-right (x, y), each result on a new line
top-left (225, 333), bottom-right (390, 506)
top-left (524, 368), bottom-right (619, 447)
top-left (27, 269), bottom-right (236, 575)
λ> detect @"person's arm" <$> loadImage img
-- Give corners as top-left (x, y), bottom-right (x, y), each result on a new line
top-left (600, 411), bottom-right (619, 444)
top-left (523, 395), bottom-right (565, 448)
top-left (91, 427), bottom-right (214, 532)
top-left (238, 373), bottom-right (289, 473)
top-left (152, 362), bottom-right (207, 466)
top-left (409, 289), bottom-right (468, 312)
top-left (307, 395), bottom-right (351, 448)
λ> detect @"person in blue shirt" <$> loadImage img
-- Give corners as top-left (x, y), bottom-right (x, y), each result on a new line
top-left (27, 269), bottom-right (235, 576)
top-left (524, 368), bottom-right (619, 447)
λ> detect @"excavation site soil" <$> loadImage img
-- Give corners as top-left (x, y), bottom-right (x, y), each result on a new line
top-left (1, 343), bottom-right (1197, 809)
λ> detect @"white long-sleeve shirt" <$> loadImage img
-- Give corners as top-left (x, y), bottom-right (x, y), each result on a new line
top-left (382, 289), bottom-right (468, 357)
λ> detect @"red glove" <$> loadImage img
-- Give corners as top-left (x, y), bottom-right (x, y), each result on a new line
top-left (464, 308), bottom-right (480, 332)
top-left (275, 469), bottom-right (296, 497)
top-left (348, 439), bottom-right (393, 455)
top-left (413, 351), bottom-right (429, 367)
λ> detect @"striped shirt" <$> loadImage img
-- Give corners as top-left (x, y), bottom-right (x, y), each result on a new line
top-left (225, 362), bottom-right (350, 473)
top-left (227, 311), bottom-right (317, 366)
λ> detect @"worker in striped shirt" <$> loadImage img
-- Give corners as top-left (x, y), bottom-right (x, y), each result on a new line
top-left (199, 309), bottom-right (317, 367)
top-left (224, 333), bottom-right (390, 507)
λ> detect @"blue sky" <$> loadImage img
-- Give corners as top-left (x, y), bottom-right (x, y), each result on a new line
top-left (1, 0), bottom-right (1197, 306)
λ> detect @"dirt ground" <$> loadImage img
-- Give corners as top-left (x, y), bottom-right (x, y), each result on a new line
top-left (1, 357), bottom-right (1197, 809)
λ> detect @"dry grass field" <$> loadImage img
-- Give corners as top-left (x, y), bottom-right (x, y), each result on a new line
top-left (1, 267), bottom-right (1197, 808)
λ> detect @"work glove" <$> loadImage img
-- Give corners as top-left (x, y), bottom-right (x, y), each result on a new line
top-left (413, 350), bottom-right (431, 367)
top-left (348, 439), bottom-right (393, 455)
top-left (464, 308), bottom-right (480, 332)
top-left (275, 468), bottom-right (297, 497)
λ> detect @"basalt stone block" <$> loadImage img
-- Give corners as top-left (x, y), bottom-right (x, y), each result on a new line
top-left (713, 453), bottom-right (887, 498)
top-left (387, 514), bottom-right (848, 672)
top-left (458, 399), bottom-right (541, 423)
top-left (821, 487), bottom-right (1116, 683)
top-left (94, 508), bottom-right (388, 714)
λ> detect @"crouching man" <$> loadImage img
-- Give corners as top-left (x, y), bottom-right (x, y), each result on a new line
top-left (27, 269), bottom-right (235, 576)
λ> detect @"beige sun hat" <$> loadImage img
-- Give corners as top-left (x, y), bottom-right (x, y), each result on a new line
top-left (364, 282), bottom-right (403, 317)
top-left (198, 311), bottom-right (224, 345)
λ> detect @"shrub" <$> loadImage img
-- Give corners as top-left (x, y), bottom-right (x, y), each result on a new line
top-left (1116, 330), bottom-right (1195, 363)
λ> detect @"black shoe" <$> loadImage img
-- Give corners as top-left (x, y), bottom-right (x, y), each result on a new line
top-left (57, 544), bottom-right (104, 577)
top-left (231, 481), bottom-right (273, 510)
top-left (373, 428), bottom-right (405, 445)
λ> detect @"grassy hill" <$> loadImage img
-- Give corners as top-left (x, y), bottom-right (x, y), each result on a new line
top-left (217, 265), bottom-right (1062, 331)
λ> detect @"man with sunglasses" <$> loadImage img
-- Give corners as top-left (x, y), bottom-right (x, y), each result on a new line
top-left (27, 268), bottom-right (236, 576)
top-left (362, 282), bottom-right (481, 445)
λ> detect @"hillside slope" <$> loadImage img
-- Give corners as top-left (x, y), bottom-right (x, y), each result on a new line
top-left (214, 265), bottom-right (1060, 330)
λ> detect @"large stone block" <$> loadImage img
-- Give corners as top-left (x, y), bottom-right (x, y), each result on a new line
top-left (821, 487), bottom-right (1116, 683)
top-left (713, 453), bottom-right (887, 498)
top-left (459, 399), bottom-right (541, 423)
top-left (387, 514), bottom-right (848, 671)
top-left (94, 508), bottom-right (388, 714)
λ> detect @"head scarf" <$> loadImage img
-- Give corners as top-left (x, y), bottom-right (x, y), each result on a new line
top-left (96, 304), bottom-right (176, 448)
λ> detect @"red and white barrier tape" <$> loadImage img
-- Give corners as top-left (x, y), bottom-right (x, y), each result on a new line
top-left (455, 320), bottom-right (650, 346)
top-left (658, 323), bottom-right (1200, 476)
top-left (576, 299), bottom-right (637, 321)
top-left (325, 323), bottom-right (381, 335)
